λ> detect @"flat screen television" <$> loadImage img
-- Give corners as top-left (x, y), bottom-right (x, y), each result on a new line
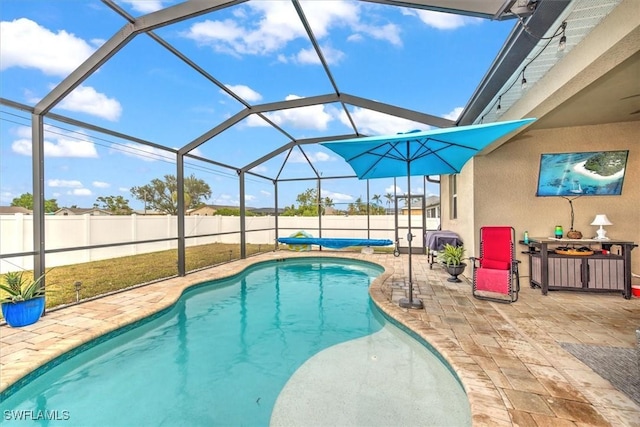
top-left (536, 150), bottom-right (629, 196)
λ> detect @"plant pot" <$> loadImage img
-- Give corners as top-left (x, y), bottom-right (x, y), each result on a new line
top-left (1, 297), bottom-right (45, 327)
top-left (444, 263), bottom-right (467, 283)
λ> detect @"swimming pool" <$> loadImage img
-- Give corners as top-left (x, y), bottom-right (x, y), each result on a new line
top-left (0, 257), bottom-right (470, 426)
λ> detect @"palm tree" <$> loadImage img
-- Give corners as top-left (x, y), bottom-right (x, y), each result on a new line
top-left (371, 194), bottom-right (381, 215)
top-left (384, 193), bottom-right (393, 214)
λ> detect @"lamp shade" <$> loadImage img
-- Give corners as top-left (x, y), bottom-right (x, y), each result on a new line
top-left (591, 214), bottom-right (612, 226)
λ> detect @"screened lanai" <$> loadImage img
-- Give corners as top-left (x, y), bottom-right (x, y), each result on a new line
top-left (2, 0), bottom-right (637, 309)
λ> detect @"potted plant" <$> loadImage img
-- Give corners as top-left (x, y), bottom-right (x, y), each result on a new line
top-left (0, 271), bottom-right (47, 327)
top-left (438, 244), bottom-right (467, 283)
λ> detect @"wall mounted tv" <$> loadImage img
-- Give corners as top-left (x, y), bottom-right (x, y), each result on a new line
top-left (536, 150), bottom-right (629, 196)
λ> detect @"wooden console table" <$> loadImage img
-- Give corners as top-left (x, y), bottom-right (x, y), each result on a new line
top-left (521, 238), bottom-right (637, 299)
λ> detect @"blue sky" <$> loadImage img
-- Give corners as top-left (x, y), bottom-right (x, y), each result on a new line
top-left (0, 0), bottom-right (515, 211)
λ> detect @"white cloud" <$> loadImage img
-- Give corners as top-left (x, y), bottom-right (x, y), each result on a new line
top-left (295, 47), bottom-right (320, 65)
top-left (183, 146), bottom-right (204, 158)
top-left (0, 18), bottom-right (95, 76)
top-left (260, 189), bottom-right (271, 197)
top-left (223, 84), bottom-right (262, 102)
top-left (221, 96), bottom-right (444, 140)
top-left (70, 188), bottom-right (92, 196)
top-left (118, 187), bottom-right (129, 192)
top-left (57, 85), bottom-right (122, 121)
top-left (48, 179), bottom-right (83, 188)
top-left (295, 45), bottom-right (345, 65)
top-left (246, 96), bottom-right (381, 133)
top-left (213, 194), bottom-right (239, 206)
top-left (0, 18), bottom-right (122, 121)
top-left (289, 150), bottom-right (332, 163)
top-left (90, 38), bottom-right (106, 48)
top-left (403, 9), bottom-right (482, 30)
top-left (253, 95), bottom-right (333, 130)
top-left (245, 114), bottom-right (271, 128)
top-left (182, 19), bottom-right (264, 56)
top-left (11, 125), bottom-right (99, 158)
top-left (114, 143), bottom-right (174, 162)
top-left (93, 181), bottom-right (110, 188)
top-left (300, 1), bottom-right (359, 38)
top-left (245, 194), bottom-right (256, 201)
top-left (321, 189), bottom-right (352, 202)
top-left (385, 184), bottom-right (402, 194)
top-left (181, 1), bottom-right (399, 57)
top-left (119, 0), bottom-right (166, 13)
top-left (250, 165), bottom-right (268, 174)
top-left (340, 107), bottom-right (430, 135)
top-left (443, 107), bottom-right (463, 121)
top-left (353, 22), bottom-right (402, 46)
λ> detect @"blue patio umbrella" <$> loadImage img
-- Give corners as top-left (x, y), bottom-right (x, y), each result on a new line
top-left (321, 118), bottom-right (536, 309)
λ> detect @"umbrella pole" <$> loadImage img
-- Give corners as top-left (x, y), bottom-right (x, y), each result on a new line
top-left (399, 143), bottom-right (423, 310)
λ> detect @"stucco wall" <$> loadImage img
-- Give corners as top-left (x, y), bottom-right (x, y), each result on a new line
top-left (448, 121), bottom-right (639, 281)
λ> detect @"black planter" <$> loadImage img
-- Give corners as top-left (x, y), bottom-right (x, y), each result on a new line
top-left (444, 263), bottom-right (466, 283)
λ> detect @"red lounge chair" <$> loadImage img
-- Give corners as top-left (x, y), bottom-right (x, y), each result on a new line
top-left (471, 226), bottom-right (520, 303)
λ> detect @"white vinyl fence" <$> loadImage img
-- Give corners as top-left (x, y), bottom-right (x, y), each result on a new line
top-left (0, 213), bottom-right (439, 273)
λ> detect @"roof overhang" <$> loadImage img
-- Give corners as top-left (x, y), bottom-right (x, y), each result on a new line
top-left (361, 0), bottom-right (537, 20)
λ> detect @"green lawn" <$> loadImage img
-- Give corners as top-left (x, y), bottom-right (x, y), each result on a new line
top-left (1, 242), bottom-right (394, 318)
top-left (1, 243), bottom-right (272, 312)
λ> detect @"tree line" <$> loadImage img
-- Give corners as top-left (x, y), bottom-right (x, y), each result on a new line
top-left (11, 176), bottom-right (399, 216)
top-left (279, 188), bottom-right (393, 216)
top-left (10, 174), bottom-right (211, 215)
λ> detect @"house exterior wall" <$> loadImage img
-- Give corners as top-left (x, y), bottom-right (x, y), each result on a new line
top-left (439, 163), bottom-right (475, 273)
top-left (442, 121), bottom-right (639, 277)
top-left (438, 0), bottom-right (640, 279)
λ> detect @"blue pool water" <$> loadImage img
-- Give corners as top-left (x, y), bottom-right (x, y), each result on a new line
top-left (0, 257), bottom-right (470, 426)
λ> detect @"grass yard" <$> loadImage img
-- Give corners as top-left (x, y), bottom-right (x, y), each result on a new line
top-left (1, 241), bottom-right (395, 320)
top-left (1, 243), bottom-right (273, 313)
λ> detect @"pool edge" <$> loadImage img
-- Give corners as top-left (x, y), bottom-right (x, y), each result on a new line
top-left (0, 253), bottom-right (381, 398)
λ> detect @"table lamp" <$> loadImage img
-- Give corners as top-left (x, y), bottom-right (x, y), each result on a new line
top-left (591, 214), bottom-right (612, 240)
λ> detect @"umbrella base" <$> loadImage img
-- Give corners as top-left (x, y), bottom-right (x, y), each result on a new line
top-left (399, 297), bottom-right (424, 309)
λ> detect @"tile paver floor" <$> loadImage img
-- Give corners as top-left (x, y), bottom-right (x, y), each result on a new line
top-left (1, 251), bottom-right (639, 426)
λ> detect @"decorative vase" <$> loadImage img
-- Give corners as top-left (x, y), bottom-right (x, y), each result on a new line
top-left (445, 263), bottom-right (467, 283)
top-left (1, 297), bottom-right (45, 327)
top-left (567, 229), bottom-right (583, 239)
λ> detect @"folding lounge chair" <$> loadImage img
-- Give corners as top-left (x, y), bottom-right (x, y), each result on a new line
top-left (470, 226), bottom-right (520, 303)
